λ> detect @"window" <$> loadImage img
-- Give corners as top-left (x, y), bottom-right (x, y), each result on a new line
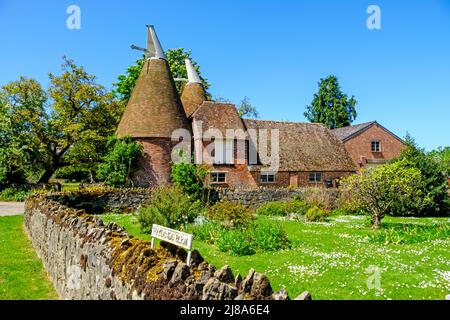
top-left (260, 173), bottom-right (276, 184)
top-left (214, 139), bottom-right (234, 164)
top-left (309, 172), bottom-right (322, 183)
top-left (210, 172), bottom-right (227, 183)
top-left (371, 140), bottom-right (381, 152)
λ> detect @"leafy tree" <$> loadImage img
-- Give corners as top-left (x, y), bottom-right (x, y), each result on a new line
top-left (430, 146), bottom-right (450, 178)
top-left (304, 75), bottom-right (357, 129)
top-left (0, 77), bottom-right (48, 185)
top-left (237, 96), bottom-right (259, 118)
top-left (97, 136), bottom-right (143, 188)
top-left (341, 160), bottom-right (423, 228)
top-left (114, 48), bottom-right (210, 102)
top-left (171, 162), bottom-right (208, 201)
top-left (0, 57), bottom-right (124, 184)
top-left (393, 134), bottom-right (449, 215)
top-left (215, 96), bottom-right (259, 118)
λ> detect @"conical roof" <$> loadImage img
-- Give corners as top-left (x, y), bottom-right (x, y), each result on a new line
top-left (181, 59), bottom-right (207, 117)
top-left (117, 27), bottom-right (189, 138)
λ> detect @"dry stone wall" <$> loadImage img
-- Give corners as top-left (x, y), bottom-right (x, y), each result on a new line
top-left (46, 189), bottom-right (153, 214)
top-left (213, 187), bottom-right (302, 207)
top-left (24, 193), bottom-right (293, 300)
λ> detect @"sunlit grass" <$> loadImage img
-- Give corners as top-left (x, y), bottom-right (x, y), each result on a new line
top-left (99, 213), bottom-right (450, 300)
top-left (0, 216), bottom-right (58, 300)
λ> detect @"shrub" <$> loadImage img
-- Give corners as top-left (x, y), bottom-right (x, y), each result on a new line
top-left (97, 136), bottom-right (143, 188)
top-left (138, 187), bottom-right (201, 232)
top-left (252, 222), bottom-right (290, 252)
top-left (216, 229), bottom-right (255, 256)
top-left (186, 220), bottom-right (224, 244)
top-left (340, 159), bottom-right (423, 228)
top-left (305, 206), bottom-right (329, 222)
top-left (285, 200), bottom-right (310, 215)
top-left (207, 201), bottom-right (254, 229)
top-left (393, 134), bottom-right (449, 215)
top-left (302, 188), bottom-right (338, 210)
top-left (256, 201), bottom-right (288, 216)
top-left (256, 200), bottom-right (309, 216)
top-left (0, 187), bottom-right (30, 202)
top-left (337, 188), bottom-right (365, 215)
top-left (171, 162), bottom-right (208, 202)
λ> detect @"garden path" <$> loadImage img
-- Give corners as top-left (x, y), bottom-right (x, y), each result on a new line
top-left (0, 202), bottom-right (24, 216)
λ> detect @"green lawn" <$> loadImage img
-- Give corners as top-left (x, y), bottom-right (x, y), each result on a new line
top-left (100, 213), bottom-right (450, 300)
top-left (0, 216), bottom-right (58, 300)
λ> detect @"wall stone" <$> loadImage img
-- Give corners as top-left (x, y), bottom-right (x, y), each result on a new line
top-left (24, 193), bottom-right (292, 300)
top-left (212, 187), bottom-right (302, 207)
top-left (46, 189), bottom-right (153, 214)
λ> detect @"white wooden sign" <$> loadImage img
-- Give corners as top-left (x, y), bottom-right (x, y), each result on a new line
top-left (151, 224), bottom-right (194, 266)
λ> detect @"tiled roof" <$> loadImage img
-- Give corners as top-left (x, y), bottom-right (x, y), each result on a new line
top-left (192, 102), bottom-right (247, 137)
top-left (332, 121), bottom-right (377, 142)
top-left (181, 83), bottom-right (207, 118)
top-left (116, 59), bottom-right (190, 138)
top-left (243, 119), bottom-right (356, 172)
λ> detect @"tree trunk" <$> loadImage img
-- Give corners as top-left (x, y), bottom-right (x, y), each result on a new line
top-left (38, 168), bottom-right (56, 184)
top-left (372, 213), bottom-right (381, 229)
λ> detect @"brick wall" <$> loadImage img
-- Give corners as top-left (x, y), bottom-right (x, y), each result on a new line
top-left (343, 124), bottom-right (405, 168)
top-left (132, 138), bottom-right (174, 188)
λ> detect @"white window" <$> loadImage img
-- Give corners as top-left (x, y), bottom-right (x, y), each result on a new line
top-left (260, 173), bottom-right (276, 184)
top-left (211, 172), bottom-right (227, 183)
top-left (214, 139), bottom-right (234, 164)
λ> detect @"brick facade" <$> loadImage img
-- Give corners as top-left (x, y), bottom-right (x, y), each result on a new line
top-left (131, 138), bottom-right (174, 188)
top-left (342, 124), bottom-right (405, 169)
top-left (200, 139), bottom-right (354, 188)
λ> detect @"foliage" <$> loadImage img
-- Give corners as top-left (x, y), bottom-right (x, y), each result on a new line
top-left (170, 162), bottom-right (208, 201)
top-left (54, 165), bottom-right (90, 183)
top-left (237, 96), bottom-right (259, 118)
top-left (429, 146), bottom-right (450, 178)
top-left (340, 159), bottom-right (423, 228)
top-left (190, 215), bottom-right (290, 256)
top-left (137, 186), bottom-right (201, 232)
top-left (97, 136), bottom-right (143, 188)
top-left (251, 221), bottom-right (290, 252)
top-left (215, 222), bottom-right (290, 256)
top-left (0, 77), bottom-right (48, 185)
top-left (0, 57), bottom-right (124, 184)
top-left (215, 96), bottom-right (259, 119)
top-left (186, 220), bottom-right (224, 244)
top-left (304, 75), bottom-right (357, 129)
top-left (114, 49), bottom-right (211, 103)
top-left (368, 223), bottom-right (450, 245)
top-left (302, 188), bottom-right (338, 210)
top-left (256, 200), bottom-right (309, 216)
top-left (216, 229), bottom-right (255, 256)
top-left (305, 206), bottom-right (330, 222)
top-left (394, 134), bottom-right (449, 215)
top-left (256, 201), bottom-right (288, 216)
top-left (0, 187), bottom-right (30, 202)
top-left (207, 201), bottom-right (254, 229)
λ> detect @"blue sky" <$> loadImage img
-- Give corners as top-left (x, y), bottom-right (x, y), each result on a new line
top-left (0, 0), bottom-right (449, 150)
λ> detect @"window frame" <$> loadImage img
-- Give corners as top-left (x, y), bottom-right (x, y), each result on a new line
top-left (309, 172), bottom-right (323, 183)
top-left (260, 172), bottom-right (276, 184)
top-left (371, 140), bottom-right (381, 153)
top-left (210, 172), bottom-right (227, 184)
